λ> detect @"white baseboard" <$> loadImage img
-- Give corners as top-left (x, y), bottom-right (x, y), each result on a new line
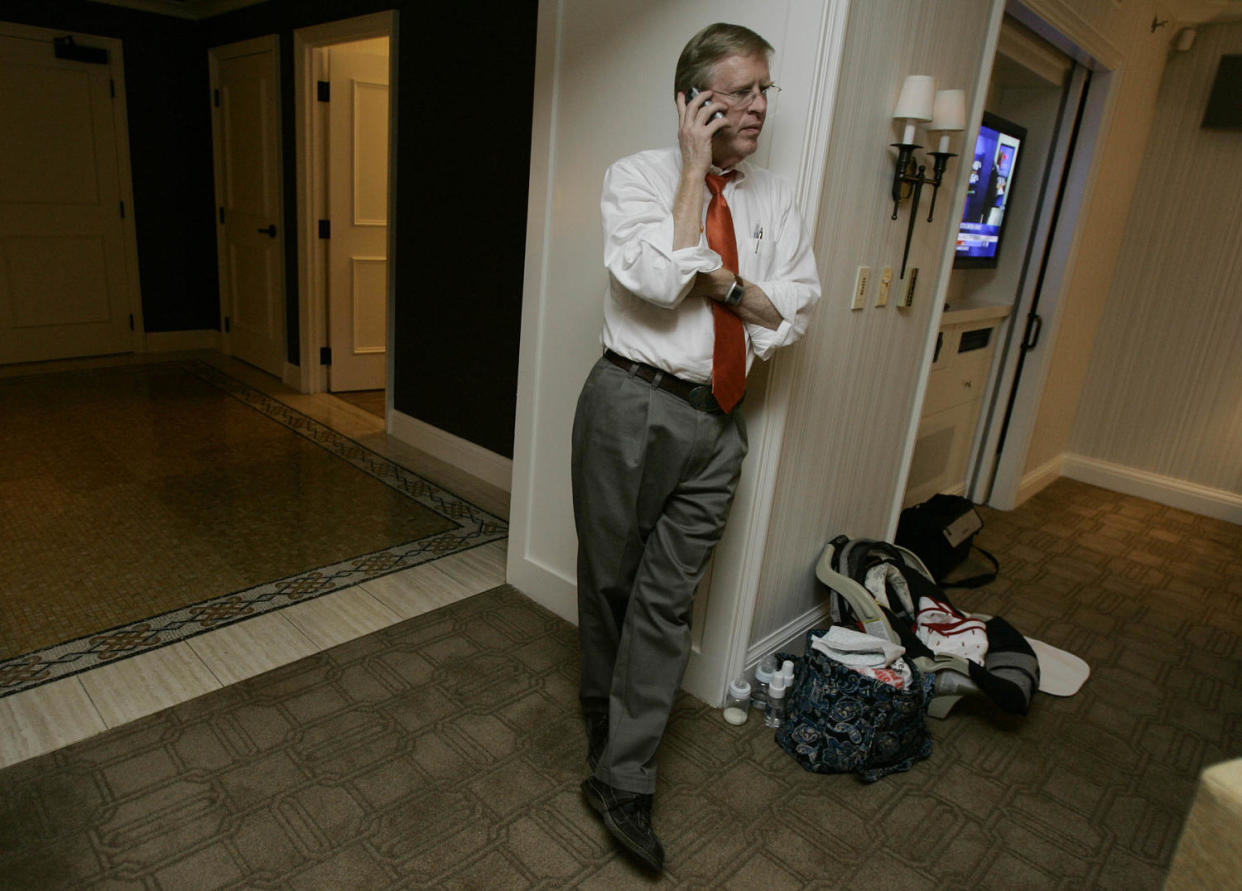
top-left (1016, 454), bottom-right (1064, 507)
top-left (744, 601), bottom-right (831, 669)
top-left (282, 362), bottom-right (301, 390)
top-left (143, 330), bottom-right (220, 352)
top-left (389, 409), bottom-right (513, 493)
top-left (506, 550), bottom-right (578, 626)
top-left (1062, 453), bottom-right (1242, 525)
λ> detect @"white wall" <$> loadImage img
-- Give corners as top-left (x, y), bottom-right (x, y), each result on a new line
top-left (1012, 0), bottom-right (1173, 492)
top-left (1065, 20), bottom-right (1242, 521)
top-left (747, 0), bottom-right (1004, 652)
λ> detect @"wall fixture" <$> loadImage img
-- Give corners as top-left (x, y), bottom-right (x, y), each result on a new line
top-left (890, 77), bottom-right (966, 277)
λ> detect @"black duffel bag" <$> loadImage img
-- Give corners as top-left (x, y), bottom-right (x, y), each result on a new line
top-left (896, 493), bottom-right (998, 588)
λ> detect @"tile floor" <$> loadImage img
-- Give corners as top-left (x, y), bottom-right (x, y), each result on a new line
top-left (0, 351), bottom-right (509, 770)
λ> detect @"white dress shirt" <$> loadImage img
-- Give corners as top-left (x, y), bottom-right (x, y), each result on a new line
top-left (600, 147), bottom-right (821, 384)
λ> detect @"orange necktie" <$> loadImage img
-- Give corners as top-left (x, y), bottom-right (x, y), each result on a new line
top-left (705, 173), bottom-right (745, 413)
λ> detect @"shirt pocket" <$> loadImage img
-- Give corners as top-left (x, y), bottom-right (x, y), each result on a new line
top-left (744, 230), bottom-right (774, 274)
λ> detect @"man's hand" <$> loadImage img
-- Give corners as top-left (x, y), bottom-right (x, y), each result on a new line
top-left (691, 269), bottom-right (782, 331)
top-left (676, 90), bottom-right (726, 176)
top-left (672, 90), bottom-right (728, 251)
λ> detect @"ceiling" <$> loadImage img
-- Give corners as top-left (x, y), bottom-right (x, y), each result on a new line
top-left (84, 0), bottom-right (267, 20)
top-left (1164, 0), bottom-right (1242, 23)
top-left (91, 0), bottom-right (1242, 25)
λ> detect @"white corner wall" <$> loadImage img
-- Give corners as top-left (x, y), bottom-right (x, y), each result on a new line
top-left (747, 0), bottom-right (1006, 652)
top-left (508, 0), bottom-right (839, 666)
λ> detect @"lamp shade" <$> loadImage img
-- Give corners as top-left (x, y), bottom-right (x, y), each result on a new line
top-left (930, 89), bottom-right (967, 131)
top-left (893, 75), bottom-right (935, 121)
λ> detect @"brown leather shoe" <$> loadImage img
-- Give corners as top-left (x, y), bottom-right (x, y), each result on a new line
top-left (581, 776), bottom-right (664, 873)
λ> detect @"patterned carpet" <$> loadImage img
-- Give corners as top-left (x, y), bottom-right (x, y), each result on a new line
top-left (0, 363), bottom-right (506, 697)
top-left (0, 479), bottom-right (1238, 888)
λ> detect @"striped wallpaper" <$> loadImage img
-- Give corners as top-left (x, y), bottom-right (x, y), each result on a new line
top-left (1069, 20), bottom-right (1242, 499)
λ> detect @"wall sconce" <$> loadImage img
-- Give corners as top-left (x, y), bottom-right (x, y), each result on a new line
top-left (890, 77), bottom-right (966, 277)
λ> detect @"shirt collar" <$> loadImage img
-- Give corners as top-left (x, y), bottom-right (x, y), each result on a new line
top-left (708, 161), bottom-right (749, 182)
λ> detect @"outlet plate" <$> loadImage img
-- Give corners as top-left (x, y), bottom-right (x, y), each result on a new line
top-left (851, 266), bottom-right (871, 310)
top-left (876, 267), bottom-right (893, 307)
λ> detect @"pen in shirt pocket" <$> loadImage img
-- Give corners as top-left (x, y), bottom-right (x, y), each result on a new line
top-left (752, 225), bottom-right (764, 252)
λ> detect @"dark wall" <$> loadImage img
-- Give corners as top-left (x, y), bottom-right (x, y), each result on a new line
top-left (2, 1), bottom-right (219, 332)
top-left (4, 0), bottom-right (536, 460)
top-left (202, 0), bottom-right (538, 458)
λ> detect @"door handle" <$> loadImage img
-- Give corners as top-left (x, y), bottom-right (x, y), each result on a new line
top-left (1022, 313), bottom-right (1043, 351)
top-left (257, 224), bottom-right (277, 237)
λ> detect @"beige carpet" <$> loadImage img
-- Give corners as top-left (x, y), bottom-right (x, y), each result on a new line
top-left (0, 363), bottom-right (506, 694)
top-left (0, 480), bottom-right (1238, 887)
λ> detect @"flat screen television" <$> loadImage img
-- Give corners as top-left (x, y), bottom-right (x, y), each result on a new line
top-left (954, 111), bottom-right (1026, 268)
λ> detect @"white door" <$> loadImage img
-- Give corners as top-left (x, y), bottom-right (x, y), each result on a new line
top-left (327, 41), bottom-right (389, 392)
top-left (210, 36), bottom-right (285, 378)
top-left (0, 26), bottom-right (136, 364)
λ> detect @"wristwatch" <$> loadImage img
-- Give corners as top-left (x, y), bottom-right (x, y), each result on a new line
top-left (724, 275), bottom-right (745, 306)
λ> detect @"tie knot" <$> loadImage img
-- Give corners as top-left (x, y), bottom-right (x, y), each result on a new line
top-left (705, 172), bottom-right (733, 196)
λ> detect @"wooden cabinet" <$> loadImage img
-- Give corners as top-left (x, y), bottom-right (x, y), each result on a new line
top-left (904, 304), bottom-right (1010, 507)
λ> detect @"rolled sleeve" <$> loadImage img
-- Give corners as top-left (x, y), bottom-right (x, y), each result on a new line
top-left (746, 197), bottom-right (820, 359)
top-left (602, 160), bottom-right (720, 309)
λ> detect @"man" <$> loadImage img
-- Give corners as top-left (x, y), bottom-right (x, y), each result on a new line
top-left (572, 23), bottom-right (820, 872)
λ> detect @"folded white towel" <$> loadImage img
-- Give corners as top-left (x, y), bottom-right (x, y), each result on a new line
top-left (811, 625), bottom-right (906, 668)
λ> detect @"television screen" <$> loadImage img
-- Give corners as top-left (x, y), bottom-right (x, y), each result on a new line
top-left (954, 112), bottom-right (1026, 268)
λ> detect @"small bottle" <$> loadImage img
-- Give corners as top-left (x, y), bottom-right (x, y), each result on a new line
top-left (764, 672), bottom-right (788, 728)
top-left (723, 677), bottom-right (751, 725)
top-left (751, 655), bottom-right (777, 713)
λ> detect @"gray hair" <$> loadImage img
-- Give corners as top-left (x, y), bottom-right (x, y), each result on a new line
top-left (674, 23), bottom-right (773, 97)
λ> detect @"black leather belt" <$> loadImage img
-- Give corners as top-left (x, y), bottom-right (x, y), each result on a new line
top-left (603, 350), bottom-right (730, 414)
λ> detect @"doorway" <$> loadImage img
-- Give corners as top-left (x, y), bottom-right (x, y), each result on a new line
top-left (903, 13), bottom-right (1103, 512)
top-left (293, 12), bottom-right (397, 424)
top-left (0, 22), bottom-right (141, 365)
top-left (209, 35), bottom-right (286, 380)
top-left (323, 37), bottom-right (389, 397)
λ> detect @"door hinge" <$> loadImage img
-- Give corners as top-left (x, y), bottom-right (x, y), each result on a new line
top-left (318, 219), bottom-right (330, 239)
top-left (320, 347), bottom-right (332, 366)
top-left (224, 316), bottom-right (231, 333)
top-left (218, 207), bottom-right (225, 224)
top-left (213, 88), bottom-right (220, 108)
top-left (317, 81), bottom-right (330, 102)
top-left (119, 201), bottom-right (125, 219)
top-left (128, 314), bottom-right (134, 331)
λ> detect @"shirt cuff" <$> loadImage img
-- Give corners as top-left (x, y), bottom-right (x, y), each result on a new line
top-left (747, 316), bottom-right (793, 360)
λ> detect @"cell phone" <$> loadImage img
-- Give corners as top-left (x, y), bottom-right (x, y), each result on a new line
top-left (687, 87), bottom-right (724, 121)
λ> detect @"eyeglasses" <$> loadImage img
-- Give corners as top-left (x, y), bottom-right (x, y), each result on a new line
top-left (713, 83), bottom-right (782, 109)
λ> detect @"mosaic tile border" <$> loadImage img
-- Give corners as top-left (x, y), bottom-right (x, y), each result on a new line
top-left (0, 362), bottom-right (508, 698)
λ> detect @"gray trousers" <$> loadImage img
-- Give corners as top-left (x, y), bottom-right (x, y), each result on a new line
top-left (571, 356), bottom-right (747, 794)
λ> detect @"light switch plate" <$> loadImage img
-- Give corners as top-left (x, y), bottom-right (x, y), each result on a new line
top-left (851, 266), bottom-right (871, 310)
top-left (876, 267), bottom-right (893, 307)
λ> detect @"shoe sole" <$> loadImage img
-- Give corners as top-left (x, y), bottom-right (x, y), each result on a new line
top-left (581, 781), bottom-right (663, 873)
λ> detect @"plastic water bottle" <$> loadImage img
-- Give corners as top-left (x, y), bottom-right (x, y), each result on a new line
top-left (751, 655), bottom-right (777, 714)
top-left (723, 677), bottom-right (751, 725)
top-left (764, 671), bottom-right (788, 728)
